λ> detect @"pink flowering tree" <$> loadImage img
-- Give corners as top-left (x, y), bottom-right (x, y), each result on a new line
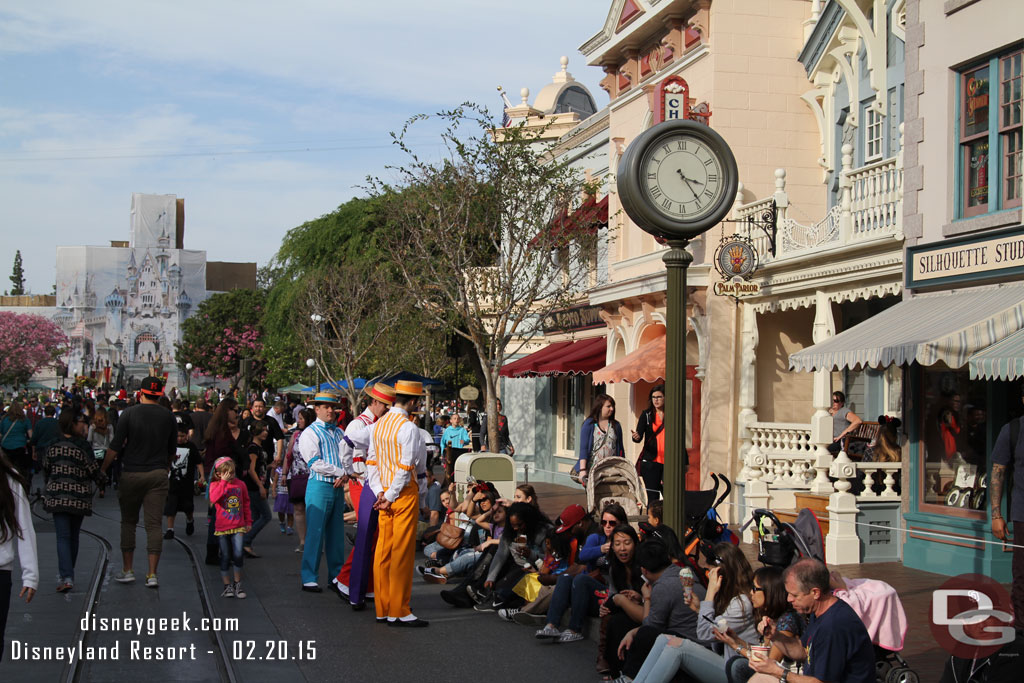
top-left (0, 311), bottom-right (70, 387)
top-left (176, 289), bottom-right (266, 392)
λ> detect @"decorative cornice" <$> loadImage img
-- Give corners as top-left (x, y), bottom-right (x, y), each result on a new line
top-left (798, 0), bottom-right (845, 77)
top-left (751, 280), bottom-right (903, 314)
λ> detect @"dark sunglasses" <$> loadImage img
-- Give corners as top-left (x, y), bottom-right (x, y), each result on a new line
top-left (601, 519), bottom-right (618, 527)
top-left (751, 586), bottom-right (765, 593)
top-left (473, 497), bottom-right (491, 504)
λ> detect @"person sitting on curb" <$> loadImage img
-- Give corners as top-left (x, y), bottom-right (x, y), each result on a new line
top-left (746, 558), bottom-right (874, 683)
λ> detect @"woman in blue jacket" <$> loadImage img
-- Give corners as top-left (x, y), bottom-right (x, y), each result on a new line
top-left (576, 394), bottom-right (625, 487)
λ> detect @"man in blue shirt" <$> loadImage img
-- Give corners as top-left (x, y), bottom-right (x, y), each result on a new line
top-left (991, 388), bottom-right (1024, 634)
top-left (751, 558), bottom-right (874, 683)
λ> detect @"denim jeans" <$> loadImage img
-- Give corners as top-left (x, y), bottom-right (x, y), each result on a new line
top-left (634, 634), bottom-right (727, 683)
top-left (242, 491), bottom-right (272, 547)
top-left (545, 572), bottom-right (602, 632)
top-left (52, 512), bottom-right (84, 581)
top-left (424, 541), bottom-right (454, 565)
top-left (443, 549), bottom-right (481, 577)
top-left (217, 532), bottom-right (245, 577)
top-left (725, 655), bottom-right (754, 683)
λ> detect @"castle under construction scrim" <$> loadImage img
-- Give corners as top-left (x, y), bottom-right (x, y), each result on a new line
top-left (53, 193), bottom-right (210, 385)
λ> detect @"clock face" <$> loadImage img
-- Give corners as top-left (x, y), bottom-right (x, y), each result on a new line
top-left (616, 119), bottom-right (739, 240)
top-left (640, 134), bottom-right (725, 221)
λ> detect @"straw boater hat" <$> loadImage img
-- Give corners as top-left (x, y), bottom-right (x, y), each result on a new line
top-left (311, 391), bottom-right (340, 405)
top-left (365, 383), bottom-right (396, 406)
top-left (393, 380), bottom-right (425, 397)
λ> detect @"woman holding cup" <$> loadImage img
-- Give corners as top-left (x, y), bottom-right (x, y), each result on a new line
top-left (716, 565), bottom-right (807, 683)
top-left (628, 543), bottom-right (759, 683)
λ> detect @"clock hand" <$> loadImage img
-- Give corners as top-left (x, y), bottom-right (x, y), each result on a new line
top-left (675, 169), bottom-right (698, 199)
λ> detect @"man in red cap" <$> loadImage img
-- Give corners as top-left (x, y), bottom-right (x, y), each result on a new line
top-left (101, 375), bottom-right (177, 588)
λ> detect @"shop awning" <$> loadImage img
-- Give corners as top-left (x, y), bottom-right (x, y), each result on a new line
top-left (593, 329), bottom-right (667, 384)
top-left (534, 336), bottom-right (607, 376)
top-left (499, 340), bottom-right (576, 378)
top-left (969, 327), bottom-right (1024, 380)
top-left (789, 284), bottom-right (1024, 373)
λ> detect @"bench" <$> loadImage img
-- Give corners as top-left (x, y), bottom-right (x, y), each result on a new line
top-left (841, 421), bottom-right (879, 459)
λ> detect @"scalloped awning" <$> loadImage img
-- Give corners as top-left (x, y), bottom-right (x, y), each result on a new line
top-left (593, 328), bottom-right (667, 384)
top-left (789, 284), bottom-right (1024, 372)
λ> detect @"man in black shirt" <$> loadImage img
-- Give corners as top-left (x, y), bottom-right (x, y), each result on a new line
top-left (101, 376), bottom-right (177, 589)
top-left (243, 399), bottom-right (285, 468)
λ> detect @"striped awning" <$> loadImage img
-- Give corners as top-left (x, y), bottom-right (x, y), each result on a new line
top-left (789, 284), bottom-right (1024, 373)
top-left (969, 327), bottom-right (1024, 380)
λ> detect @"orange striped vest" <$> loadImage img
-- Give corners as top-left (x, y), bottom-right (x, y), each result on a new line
top-left (371, 410), bottom-right (415, 491)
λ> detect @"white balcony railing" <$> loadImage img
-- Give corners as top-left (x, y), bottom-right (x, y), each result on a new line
top-left (732, 149), bottom-right (903, 264)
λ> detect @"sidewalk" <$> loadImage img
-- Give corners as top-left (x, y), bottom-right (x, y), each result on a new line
top-left (531, 480), bottom-right (956, 682)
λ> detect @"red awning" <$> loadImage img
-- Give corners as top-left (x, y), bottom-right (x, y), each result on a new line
top-left (499, 340), bottom-right (576, 378)
top-left (534, 336), bottom-right (607, 376)
top-left (533, 195), bottom-right (610, 247)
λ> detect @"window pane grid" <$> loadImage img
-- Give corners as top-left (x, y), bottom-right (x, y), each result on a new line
top-left (1001, 52), bottom-right (1022, 130)
top-left (1005, 127), bottom-right (1022, 206)
top-left (865, 109), bottom-right (883, 160)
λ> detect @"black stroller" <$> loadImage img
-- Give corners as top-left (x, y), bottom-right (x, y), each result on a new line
top-left (674, 473), bottom-right (733, 584)
top-left (747, 509), bottom-right (919, 683)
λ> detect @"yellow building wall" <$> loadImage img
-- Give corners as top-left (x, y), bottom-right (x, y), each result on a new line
top-left (755, 307), bottom-right (815, 424)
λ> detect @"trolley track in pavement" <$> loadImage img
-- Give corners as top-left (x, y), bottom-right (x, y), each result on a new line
top-left (30, 495), bottom-right (238, 683)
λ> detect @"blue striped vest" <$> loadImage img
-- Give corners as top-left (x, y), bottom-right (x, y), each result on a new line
top-left (307, 420), bottom-right (343, 483)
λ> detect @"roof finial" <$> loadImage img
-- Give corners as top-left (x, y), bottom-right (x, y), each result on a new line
top-left (560, 55), bottom-right (569, 72)
top-left (520, 87), bottom-right (530, 105)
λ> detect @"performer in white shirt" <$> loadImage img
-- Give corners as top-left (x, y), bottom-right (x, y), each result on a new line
top-left (333, 383), bottom-right (395, 610)
top-left (367, 380), bottom-right (428, 626)
top-left (297, 392), bottom-right (352, 592)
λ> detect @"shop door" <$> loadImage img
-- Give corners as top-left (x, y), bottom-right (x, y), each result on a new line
top-left (686, 365), bottom-right (702, 490)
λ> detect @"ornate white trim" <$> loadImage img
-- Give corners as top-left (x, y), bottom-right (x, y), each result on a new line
top-left (751, 280), bottom-right (903, 314)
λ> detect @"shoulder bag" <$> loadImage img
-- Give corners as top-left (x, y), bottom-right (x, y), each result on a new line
top-left (436, 517), bottom-right (466, 550)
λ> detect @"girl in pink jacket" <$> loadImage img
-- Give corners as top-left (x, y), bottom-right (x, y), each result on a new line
top-left (209, 457), bottom-right (252, 598)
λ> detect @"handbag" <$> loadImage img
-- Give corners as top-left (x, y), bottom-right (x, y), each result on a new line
top-left (436, 521), bottom-right (466, 550)
top-left (288, 472), bottom-right (309, 500)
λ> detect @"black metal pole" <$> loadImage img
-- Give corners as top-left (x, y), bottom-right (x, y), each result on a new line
top-left (662, 240), bottom-right (692, 537)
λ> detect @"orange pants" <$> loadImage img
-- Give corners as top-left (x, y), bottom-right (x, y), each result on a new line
top-left (373, 484), bottom-right (418, 619)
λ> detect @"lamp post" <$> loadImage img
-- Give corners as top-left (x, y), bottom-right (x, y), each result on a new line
top-left (306, 358), bottom-right (315, 390)
top-left (185, 363), bottom-right (193, 400)
top-left (310, 314), bottom-right (323, 391)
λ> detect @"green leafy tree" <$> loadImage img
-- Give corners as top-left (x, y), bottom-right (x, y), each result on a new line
top-left (9, 250), bottom-right (25, 295)
top-left (176, 289), bottom-right (267, 391)
top-left (367, 104), bottom-right (600, 449)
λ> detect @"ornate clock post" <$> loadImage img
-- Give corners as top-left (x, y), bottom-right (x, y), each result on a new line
top-left (617, 119), bottom-right (738, 535)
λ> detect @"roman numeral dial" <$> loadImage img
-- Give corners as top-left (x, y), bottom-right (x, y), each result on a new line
top-left (640, 134), bottom-right (725, 221)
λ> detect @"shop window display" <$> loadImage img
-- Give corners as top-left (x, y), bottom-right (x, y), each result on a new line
top-left (919, 368), bottom-right (988, 515)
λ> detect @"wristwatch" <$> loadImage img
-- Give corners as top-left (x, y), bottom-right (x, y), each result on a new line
top-left (779, 666), bottom-right (790, 683)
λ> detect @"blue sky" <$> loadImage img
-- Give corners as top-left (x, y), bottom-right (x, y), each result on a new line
top-left (0, 1), bottom-right (608, 294)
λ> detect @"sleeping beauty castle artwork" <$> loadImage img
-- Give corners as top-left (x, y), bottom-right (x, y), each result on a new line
top-left (51, 193), bottom-right (252, 390)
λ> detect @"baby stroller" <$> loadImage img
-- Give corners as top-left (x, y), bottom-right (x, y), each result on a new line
top-left (747, 508), bottom-right (918, 683)
top-left (586, 457), bottom-right (648, 520)
top-left (678, 474), bottom-right (735, 580)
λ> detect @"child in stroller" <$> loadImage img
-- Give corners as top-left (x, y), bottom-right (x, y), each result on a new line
top-left (748, 509), bottom-right (919, 683)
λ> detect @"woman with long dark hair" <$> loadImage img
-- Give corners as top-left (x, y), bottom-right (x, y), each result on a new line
top-left (630, 542), bottom-right (759, 683)
top-left (718, 565), bottom-right (807, 683)
top-left (632, 385), bottom-right (666, 498)
top-left (0, 452), bottom-right (36, 661)
top-left (602, 524), bottom-right (645, 677)
top-left (44, 411), bottom-right (104, 592)
top-left (203, 398), bottom-right (243, 565)
top-left (576, 394), bottom-right (625, 487)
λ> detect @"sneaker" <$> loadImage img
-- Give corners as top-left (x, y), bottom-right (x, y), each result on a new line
top-left (466, 585), bottom-right (489, 604)
top-left (513, 611), bottom-right (547, 626)
top-left (114, 570), bottom-right (135, 583)
top-left (56, 579), bottom-right (74, 593)
top-left (497, 607), bottom-right (521, 622)
top-left (279, 523), bottom-right (287, 534)
top-left (535, 624), bottom-right (562, 640)
top-left (221, 584), bottom-right (235, 598)
top-left (164, 529), bottom-right (174, 540)
top-left (473, 598), bottom-right (502, 612)
top-left (286, 526), bottom-right (294, 536)
top-left (185, 521), bottom-right (195, 536)
top-left (233, 582), bottom-right (246, 599)
top-left (145, 573), bottom-right (159, 588)
top-left (558, 630), bottom-right (584, 643)
top-left (416, 566), bottom-right (428, 577)
top-left (424, 558), bottom-right (442, 569)
top-left (422, 568), bottom-right (447, 585)
top-left (294, 545), bottom-right (304, 553)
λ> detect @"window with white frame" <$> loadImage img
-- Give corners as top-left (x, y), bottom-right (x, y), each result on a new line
top-left (865, 108), bottom-right (884, 161)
